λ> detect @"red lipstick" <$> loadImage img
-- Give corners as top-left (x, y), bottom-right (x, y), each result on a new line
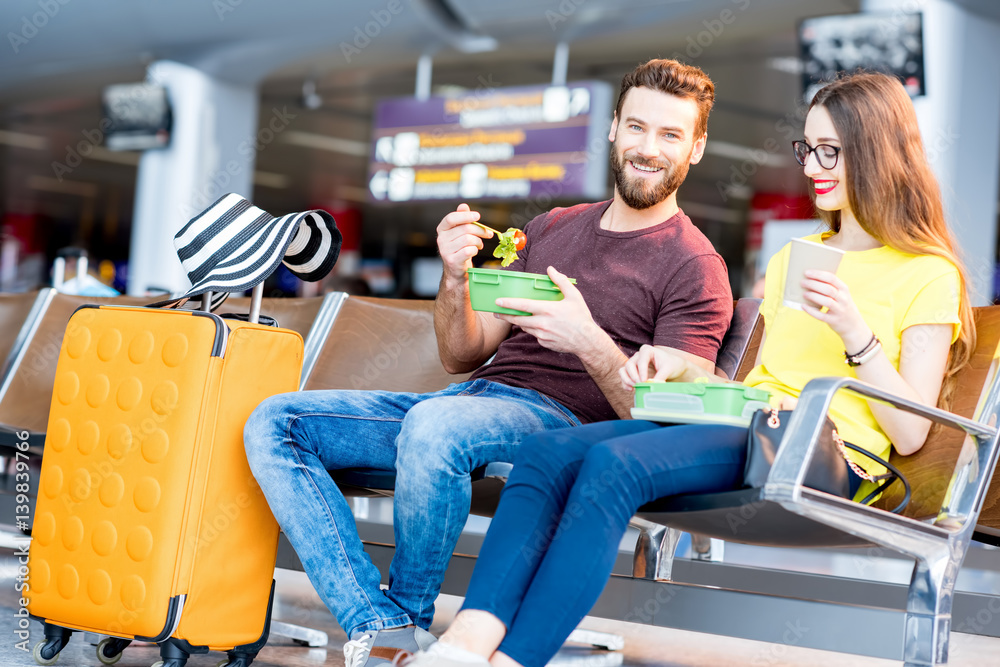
top-left (814, 180), bottom-right (837, 195)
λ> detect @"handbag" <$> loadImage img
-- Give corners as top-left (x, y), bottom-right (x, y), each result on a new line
top-left (744, 408), bottom-right (911, 514)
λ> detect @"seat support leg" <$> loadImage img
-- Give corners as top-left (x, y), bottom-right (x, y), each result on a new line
top-left (691, 534), bottom-right (725, 562)
top-left (269, 621), bottom-right (329, 648)
top-left (629, 518), bottom-right (682, 581)
top-left (565, 628), bottom-right (624, 651)
top-left (903, 550), bottom-right (958, 666)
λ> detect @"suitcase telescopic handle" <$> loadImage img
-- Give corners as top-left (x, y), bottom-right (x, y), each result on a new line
top-left (56, 246), bottom-right (88, 259)
top-left (199, 284), bottom-right (264, 323)
top-left (248, 283), bottom-right (264, 324)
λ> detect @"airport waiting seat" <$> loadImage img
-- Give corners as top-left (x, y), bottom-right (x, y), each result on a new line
top-left (0, 292), bottom-right (151, 452)
top-left (0, 293), bottom-right (328, 528)
top-left (873, 308), bottom-right (1000, 532)
top-left (0, 289), bottom-right (54, 518)
top-left (0, 290), bottom-right (50, 379)
top-left (300, 293), bottom-right (470, 394)
top-left (325, 298), bottom-right (764, 516)
top-left (215, 295), bottom-right (326, 340)
top-left (304, 297), bottom-right (1000, 665)
top-left (0, 292), bottom-right (328, 453)
top-left (293, 293), bottom-right (514, 501)
top-left (714, 297), bottom-right (765, 383)
top-left (0, 292), bottom-right (150, 529)
top-left (0, 289), bottom-right (54, 444)
top-left (270, 296), bottom-right (762, 654)
top-left (630, 305), bottom-right (1000, 666)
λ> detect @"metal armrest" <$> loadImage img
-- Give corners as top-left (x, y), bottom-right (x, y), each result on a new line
top-left (481, 462), bottom-right (512, 480)
top-left (762, 376), bottom-right (1000, 558)
top-left (298, 292), bottom-right (348, 390)
top-left (0, 288), bottom-right (56, 405)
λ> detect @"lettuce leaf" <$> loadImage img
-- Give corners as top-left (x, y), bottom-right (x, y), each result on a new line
top-left (493, 228), bottom-right (519, 267)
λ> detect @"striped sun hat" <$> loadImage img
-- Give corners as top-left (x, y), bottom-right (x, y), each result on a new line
top-left (174, 193), bottom-right (342, 301)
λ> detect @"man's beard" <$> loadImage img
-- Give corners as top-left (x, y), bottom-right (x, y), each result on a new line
top-left (610, 141), bottom-right (691, 211)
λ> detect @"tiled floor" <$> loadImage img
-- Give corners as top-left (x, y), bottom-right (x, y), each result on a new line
top-left (3, 558), bottom-right (1000, 667)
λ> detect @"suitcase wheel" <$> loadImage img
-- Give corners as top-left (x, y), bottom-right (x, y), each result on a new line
top-left (32, 640), bottom-right (61, 665)
top-left (35, 624), bottom-right (72, 665)
top-left (151, 661), bottom-right (186, 667)
top-left (96, 637), bottom-right (131, 665)
top-left (216, 656), bottom-right (254, 667)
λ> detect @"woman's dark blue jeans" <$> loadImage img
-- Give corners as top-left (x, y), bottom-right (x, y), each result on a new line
top-left (460, 420), bottom-right (861, 667)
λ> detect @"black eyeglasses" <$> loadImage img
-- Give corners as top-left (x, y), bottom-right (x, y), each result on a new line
top-left (792, 140), bottom-right (841, 170)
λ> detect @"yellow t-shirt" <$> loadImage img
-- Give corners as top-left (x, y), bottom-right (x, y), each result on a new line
top-left (743, 232), bottom-right (961, 474)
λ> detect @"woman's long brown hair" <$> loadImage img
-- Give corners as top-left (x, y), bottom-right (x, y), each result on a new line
top-left (809, 72), bottom-right (974, 410)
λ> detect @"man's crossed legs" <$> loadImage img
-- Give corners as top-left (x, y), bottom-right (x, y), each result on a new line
top-left (244, 379), bottom-right (579, 663)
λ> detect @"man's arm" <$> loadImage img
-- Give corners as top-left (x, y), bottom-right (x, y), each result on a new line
top-left (494, 266), bottom-right (643, 419)
top-left (434, 203), bottom-right (512, 373)
top-left (575, 334), bottom-right (631, 419)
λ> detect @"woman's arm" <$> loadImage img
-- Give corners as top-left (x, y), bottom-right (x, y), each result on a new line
top-left (800, 269), bottom-right (952, 455)
top-left (856, 323), bottom-right (952, 454)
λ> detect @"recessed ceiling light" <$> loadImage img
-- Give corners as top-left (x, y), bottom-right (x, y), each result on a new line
top-left (0, 130), bottom-right (48, 151)
top-left (283, 131), bottom-right (369, 157)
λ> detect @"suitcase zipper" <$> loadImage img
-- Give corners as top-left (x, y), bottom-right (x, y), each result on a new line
top-left (135, 594), bottom-right (186, 643)
top-left (191, 311), bottom-right (229, 357)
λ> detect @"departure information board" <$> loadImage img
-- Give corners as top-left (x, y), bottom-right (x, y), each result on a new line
top-left (102, 84), bottom-right (172, 151)
top-left (800, 12), bottom-right (925, 102)
top-left (368, 81), bottom-right (612, 203)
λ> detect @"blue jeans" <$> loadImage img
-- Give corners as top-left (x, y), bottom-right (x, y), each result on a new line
top-left (243, 379), bottom-right (580, 635)
top-left (461, 420), bottom-right (863, 667)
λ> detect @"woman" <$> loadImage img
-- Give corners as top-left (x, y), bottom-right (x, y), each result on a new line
top-left (404, 71), bottom-right (974, 667)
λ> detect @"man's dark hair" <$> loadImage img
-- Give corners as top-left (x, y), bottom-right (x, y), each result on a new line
top-left (615, 59), bottom-right (715, 137)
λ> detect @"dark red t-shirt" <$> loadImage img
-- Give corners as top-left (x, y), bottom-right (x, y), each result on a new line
top-left (470, 200), bottom-right (733, 424)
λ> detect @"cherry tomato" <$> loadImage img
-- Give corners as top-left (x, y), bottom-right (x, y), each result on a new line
top-left (512, 229), bottom-right (527, 251)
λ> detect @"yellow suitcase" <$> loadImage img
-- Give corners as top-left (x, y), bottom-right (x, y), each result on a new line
top-left (26, 302), bottom-right (302, 667)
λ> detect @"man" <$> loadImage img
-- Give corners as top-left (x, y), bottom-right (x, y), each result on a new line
top-left (244, 58), bottom-right (732, 666)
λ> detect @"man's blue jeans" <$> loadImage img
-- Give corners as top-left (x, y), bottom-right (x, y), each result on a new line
top-left (243, 378), bottom-right (580, 636)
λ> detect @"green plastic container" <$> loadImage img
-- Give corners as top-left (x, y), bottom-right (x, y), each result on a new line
top-left (632, 380), bottom-right (772, 426)
top-left (467, 268), bottom-right (576, 316)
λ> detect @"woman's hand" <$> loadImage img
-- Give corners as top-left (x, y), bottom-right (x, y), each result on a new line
top-left (620, 345), bottom-right (701, 390)
top-left (776, 396), bottom-right (798, 411)
top-left (800, 269), bottom-right (873, 354)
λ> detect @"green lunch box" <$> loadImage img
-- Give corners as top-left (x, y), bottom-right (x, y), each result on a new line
top-left (467, 268), bottom-right (576, 316)
top-left (631, 380), bottom-right (772, 426)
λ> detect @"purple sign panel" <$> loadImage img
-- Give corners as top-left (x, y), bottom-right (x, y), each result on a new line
top-left (368, 81), bottom-right (612, 203)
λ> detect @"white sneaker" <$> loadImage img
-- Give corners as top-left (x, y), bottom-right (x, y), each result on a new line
top-left (401, 641), bottom-right (492, 666)
top-left (344, 627), bottom-right (437, 667)
top-left (343, 632), bottom-right (377, 667)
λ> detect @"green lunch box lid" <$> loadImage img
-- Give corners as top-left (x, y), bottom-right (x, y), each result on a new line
top-left (633, 381), bottom-right (771, 401)
top-left (631, 380), bottom-right (772, 426)
top-left (467, 267), bottom-right (577, 283)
